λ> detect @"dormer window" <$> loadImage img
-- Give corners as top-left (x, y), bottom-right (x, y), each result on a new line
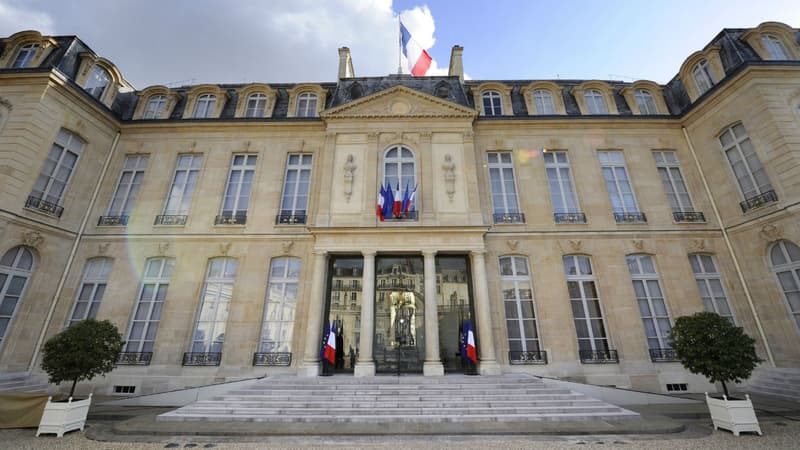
top-left (143, 95), bottom-right (167, 119)
top-left (11, 43), bottom-right (38, 68)
top-left (584, 89), bottom-right (608, 114)
top-left (692, 59), bottom-right (714, 95)
top-left (533, 89), bottom-right (555, 114)
top-left (193, 94), bottom-right (216, 118)
top-left (296, 92), bottom-right (318, 117)
top-left (761, 34), bottom-right (788, 60)
top-left (84, 65), bottom-right (111, 100)
top-left (245, 93), bottom-right (267, 118)
top-left (482, 91), bottom-right (503, 116)
top-left (634, 90), bottom-right (658, 114)
top-left (434, 83), bottom-right (450, 98)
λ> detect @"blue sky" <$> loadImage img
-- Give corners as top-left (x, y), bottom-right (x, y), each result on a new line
top-left (1, 0), bottom-right (798, 87)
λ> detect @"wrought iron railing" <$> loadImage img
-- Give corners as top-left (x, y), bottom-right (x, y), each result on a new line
top-left (613, 212), bottom-right (647, 223)
top-left (508, 350), bottom-right (548, 365)
top-left (25, 195), bottom-right (64, 218)
top-left (384, 210), bottom-right (418, 221)
top-left (154, 214), bottom-right (187, 226)
top-left (276, 213), bottom-right (307, 225)
top-left (182, 352), bottom-right (222, 366)
top-left (673, 211), bottom-right (706, 223)
top-left (649, 348), bottom-right (679, 362)
top-left (554, 212), bottom-right (587, 224)
top-left (493, 212), bottom-right (525, 224)
top-left (97, 215), bottom-right (129, 226)
top-left (214, 214), bottom-right (247, 225)
top-left (117, 352), bottom-right (152, 365)
top-left (740, 190), bottom-right (778, 213)
top-left (579, 349), bottom-right (619, 364)
top-left (252, 352), bottom-right (292, 366)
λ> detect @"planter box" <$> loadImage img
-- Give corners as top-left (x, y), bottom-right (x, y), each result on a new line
top-left (36, 393), bottom-right (92, 437)
top-left (705, 392), bottom-right (762, 436)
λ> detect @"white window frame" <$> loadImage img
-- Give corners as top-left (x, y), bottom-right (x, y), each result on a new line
top-left (692, 59), bottom-right (714, 95)
top-left (544, 151), bottom-right (581, 214)
top-left (482, 90), bottom-right (503, 116)
top-left (769, 240), bottom-right (800, 331)
top-left (30, 128), bottom-right (85, 206)
top-left (84, 65), bottom-right (111, 100)
top-left (162, 154), bottom-right (202, 217)
top-left (190, 257), bottom-right (237, 353)
top-left (653, 150), bottom-right (695, 213)
top-left (563, 255), bottom-right (611, 353)
top-left (0, 246), bottom-right (35, 347)
top-left (106, 154), bottom-right (149, 218)
top-left (598, 150), bottom-right (640, 214)
top-left (584, 89), bottom-right (608, 114)
top-left (220, 154), bottom-right (257, 217)
top-left (688, 254), bottom-right (735, 323)
top-left (627, 254), bottom-right (673, 350)
top-left (296, 92), bottom-right (318, 117)
top-left (532, 89), bottom-right (555, 115)
top-left (499, 256), bottom-right (541, 354)
top-left (718, 123), bottom-right (773, 201)
top-left (259, 257), bottom-right (301, 353)
top-left (193, 94), bottom-right (216, 118)
top-left (762, 34), bottom-right (788, 60)
top-left (279, 154), bottom-right (312, 219)
top-left (487, 152), bottom-right (521, 215)
top-left (245, 93), bottom-right (267, 118)
top-left (68, 257), bottom-right (113, 326)
top-left (125, 257), bottom-right (173, 353)
top-left (634, 89), bottom-right (658, 114)
top-left (12, 43), bottom-right (38, 68)
top-left (143, 95), bottom-right (167, 119)
top-left (383, 145), bottom-right (417, 213)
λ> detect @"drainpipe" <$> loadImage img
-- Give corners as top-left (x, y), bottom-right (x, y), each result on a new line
top-left (681, 126), bottom-right (775, 366)
top-left (28, 131), bottom-right (121, 372)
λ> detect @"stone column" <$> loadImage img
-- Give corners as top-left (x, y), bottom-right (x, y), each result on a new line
top-left (300, 250), bottom-right (328, 376)
top-left (355, 250), bottom-right (376, 377)
top-left (470, 250), bottom-right (501, 375)
top-left (423, 250), bottom-right (444, 376)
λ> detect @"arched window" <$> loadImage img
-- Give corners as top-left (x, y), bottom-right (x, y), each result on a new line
top-left (296, 92), bottom-right (318, 117)
top-left (143, 95), bottom-right (167, 119)
top-left (692, 59), bottom-right (714, 95)
top-left (482, 90), bottom-right (502, 116)
top-left (634, 89), bottom-right (658, 114)
top-left (499, 256), bottom-right (541, 360)
top-left (584, 89), bottom-right (608, 114)
top-left (0, 246), bottom-right (35, 346)
top-left (190, 257), bottom-right (237, 354)
top-left (11, 43), bottom-right (38, 68)
top-left (84, 65), bottom-right (111, 100)
top-left (383, 145), bottom-right (416, 213)
top-left (761, 34), bottom-right (788, 60)
top-left (68, 257), bottom-right (113, 326)
top-left (563, 255), bottom-right (611, 357)
top-left (124, 257), bottom-right (174, 357)
top-left (688, 254), bottom-right (734, 322)
top-left (626, 254), bottom-right (672, 351)
top-left (532, 89), bottom-right (555, 115)
top-left (245, 93), bottom-right (267, 118)
top-left (259, 257), bottom-right (300, 353)
top-left (434, 82), bottom-right (450, 99)
top-left (349, 82), bottom-right (363, 100)
top-left (769, 240), bottom-right (800, 330)
top-left (192, 94), bottom-right (216, 118)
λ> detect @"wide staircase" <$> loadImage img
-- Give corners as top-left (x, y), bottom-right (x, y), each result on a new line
top-left (158, 374), bottom-right (639, 423)
top-left (747, 368), bottom-right (800, 402)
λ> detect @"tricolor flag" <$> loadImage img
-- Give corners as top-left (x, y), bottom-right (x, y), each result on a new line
top-left (320, 320), bottom-right (330, 361)
top-left (324, 321), bottom-right (337, 365)
top-left (376, 184), bottom-right (386, 221)
top-left (463, 320), bottom-right (477, 364)
top-left (403, 184), bottom-right (417, 217)
top-left (382, 183), bottom-right (394, 219)
top-left (400, 20), bottom-right (432, 77)
top-left (392, 182), bottom-right (403, 217)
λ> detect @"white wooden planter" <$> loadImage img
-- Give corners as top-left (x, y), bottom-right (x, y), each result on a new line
top-left (705, 392), bottom-right (762, 436)
top-left (36, 393), bottom-right (92, 437)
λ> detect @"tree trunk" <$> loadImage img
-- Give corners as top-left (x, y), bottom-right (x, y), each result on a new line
top-left (721, 380), bottom-right (729, 398)
top-left (70, 378), bottom-right (78, 398)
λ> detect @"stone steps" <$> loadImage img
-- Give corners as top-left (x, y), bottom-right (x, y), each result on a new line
top-left (160, 411), bottom-right (638, 423)
top-left (190, 399), bottom-right (601, 408)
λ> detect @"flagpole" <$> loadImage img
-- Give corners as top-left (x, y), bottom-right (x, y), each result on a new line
top-left (397, 15), bottom-right (402, 75)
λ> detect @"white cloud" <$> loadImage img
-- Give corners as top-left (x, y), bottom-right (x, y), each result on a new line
top-left (0, 1), bottom-right (53, 35)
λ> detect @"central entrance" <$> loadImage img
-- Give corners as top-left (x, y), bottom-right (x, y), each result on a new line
top-left (374, 256), bottom-right (425, 374)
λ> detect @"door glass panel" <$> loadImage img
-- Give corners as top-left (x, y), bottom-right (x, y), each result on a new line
top-left (436, 255), bottom-right (474, 373)
top-left (375, 256), bottom-right (424, 374)
top-left (324, 256), bottom-right (363, 374)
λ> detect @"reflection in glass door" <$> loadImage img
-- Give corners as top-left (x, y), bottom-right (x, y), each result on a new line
top-left (374, 256), bottom-right (424, 374)
top-left (325, 256), bottom-right (363, 374)
top-left (436, 256), bottom-right (475, 373)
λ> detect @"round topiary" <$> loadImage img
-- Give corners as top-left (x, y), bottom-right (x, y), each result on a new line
top-left (668, 311), bottom-right (762, 398)
top-left (40, 319), bottom-right (124, 398)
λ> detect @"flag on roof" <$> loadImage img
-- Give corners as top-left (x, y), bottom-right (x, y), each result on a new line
top-left (400, 20), bottom-right (432, 77)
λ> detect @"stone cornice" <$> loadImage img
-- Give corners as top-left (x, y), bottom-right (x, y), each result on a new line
top-left (320, 85), bottom-right (477, 120)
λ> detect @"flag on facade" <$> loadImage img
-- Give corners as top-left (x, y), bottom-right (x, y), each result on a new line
top-left (376, 183), bottom-right (386, 221)
top-left (400, 20), bottom-right (432, 77)
top-left (464, 320), bottom-right (477, 364)
top-left (320, 320), bottom-right (330, 361)
top-left (324, 321), bottom-right (337, 364)
top-left (382, 182), bottom-right (395, 219)
top-left (392, 182), bottom-right (403, 217)
top-left (404, 184), bottom-right (417, 217)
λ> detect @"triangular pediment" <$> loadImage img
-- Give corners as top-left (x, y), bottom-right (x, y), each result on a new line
top-left (320, 85), bottom-right (477, 120)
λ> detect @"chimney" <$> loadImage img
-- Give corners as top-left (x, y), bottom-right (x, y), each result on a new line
top-left (338, 47), bottom-right (355, 79)
top-left (448, 45), bottom-right (464, 81)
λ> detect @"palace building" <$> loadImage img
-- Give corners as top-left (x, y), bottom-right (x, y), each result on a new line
top-left (1, 23), bottom-right (799, 397)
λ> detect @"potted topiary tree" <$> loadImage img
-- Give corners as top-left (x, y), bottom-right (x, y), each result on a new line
top-left (36, 319), bottom-right (124, 437)
top-left (669, 311), bottom-right (763, 436)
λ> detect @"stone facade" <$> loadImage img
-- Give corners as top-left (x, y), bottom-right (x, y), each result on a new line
top-left (1, 24), bottom-right (799, 396)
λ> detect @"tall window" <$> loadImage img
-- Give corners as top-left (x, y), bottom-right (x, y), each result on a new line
top-left (193, 94), bottom-right (216, 118)
top-left (296, 92), bottom-right (317, 117)
top-left (0, 247), bottom-right (34, 346)
top-left (259, 257), bottom-right (300, 353)
top-left (627, 254), bottom-right (672, 350)
top-left (162, 154), bottom-right (202, 218)
top-left (563, 255), bottom-right (610, 352)
top-left (634, 89), bottom-right (658, 114)
top-left (598, 151), bottom-right (640, 214)
top-left (84, 65), bottom-right (111, 100)
top-left (584, 89), bottom-right (608, 114)
top-left (719, 123), bottom-right (773, 202)
top-left (769, 240), bottom-right (800, 330)
top-left (653, 151), bottom-right (694, 213)
top-left (245, 93), bottom-right (267, 118)
top-left (689, 254), bottom-right (734, 322)
top-left (220, 154), bottom-right (256, 220)
top-left (143, 95), bottom-right (167, 119)
top-left (105, 155), bottom-right (148, 221)
top-left (692, 59), bottom-right (714, 95)
top-left (500, 256), bottom-right (540, 355)
top-left (279, 154), bottom-right (312, 223)
top-left (544, 151), bottom-right (580, 214)
top-left (125, 257), bottom-right (173, 354)
top-left (487, 152), bottom-right (521, 222)
top-left (191, 258), bottom-right (237, 353)
top-left (12, 43), bottom-right (38, 68)
top-left (482, 91), bottom-right (502, 116)
top-left (68, 257), bottom-right (113, 326)
top-left (384, 146), bottom-right (416, 212)
top-left (533, 90), bottom-right (555, 115)
top-left (762, 35), bottom-right (788, 60)
top-left (30, 128), bottom-right (85, 207)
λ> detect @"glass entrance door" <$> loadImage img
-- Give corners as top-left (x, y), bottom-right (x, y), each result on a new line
top-left (374, 256), bottom-right (424, 374)
top-left (324, 256), bottom-right (363, 374)
top-left (436, 256), bottom-right (475, 373)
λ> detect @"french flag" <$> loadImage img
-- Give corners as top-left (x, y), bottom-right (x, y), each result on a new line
top-left (324, 321), bottom-right (336, 365)
top-left (392, 182), bottom-right (403, 217)
top-left (400, 20), bottom-right (432, 77)
top-left (376, 184), bottom-right (385, 221)
top-left (403, 184), bottom-right (417, 217)
top-left (464, 320), bottom-right (477, 364)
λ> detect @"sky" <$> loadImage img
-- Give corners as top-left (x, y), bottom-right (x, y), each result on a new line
top-left (1, 0), bottom-right (798, 89)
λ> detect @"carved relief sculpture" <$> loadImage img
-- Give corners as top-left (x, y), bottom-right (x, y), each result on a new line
top-left (343, 153), bottom-right (356, 202)
top-left (442, 154), bottom-right (456, 201)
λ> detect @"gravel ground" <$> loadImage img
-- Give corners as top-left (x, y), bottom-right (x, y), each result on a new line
top-left (2, 419), bottom-right (798, 449)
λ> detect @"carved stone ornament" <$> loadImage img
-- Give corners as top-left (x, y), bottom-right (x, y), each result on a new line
top-left (632, 240), bottom-right (645, 251)
top-left (760, 224), bottom-right (782, 242)
top-left (281, 240), bottom-right (294, 255)
top-left (21, 230), bottom-right (44, 248)
top-left (692, 239), bottom-right (706, 251)
top-left (98, 242), bottom-right (111, 254)
top-left (569, 240), bottom-right (582, 252)
top-left (343, 154), bottom-right (356, 202)
top-left (158, 242), bottom-right (170, 256)
top-left (379, 132), bottom-right (398, 146)
top-left (506, 240), bottom-right (519, 251)
top-left (219, 242), bottom-right (232, 256)
top-left (0, 97), bottom-right (12, 110)
top-left (442, 154), bottom-right (456, 201)
top-left (462, 130), bottom-right (474, 143)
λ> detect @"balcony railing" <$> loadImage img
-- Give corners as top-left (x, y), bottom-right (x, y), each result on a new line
top-left (579, 349), bottom-right (619, 364)
top-left (252, 352), bottom-right (292, 366)
top-left (154, 214), bottom-right (187, 226)
top-left (117, 352), bottom-right (153, 365)
top-left (182, 352), bottom-right (222, 366)
top-left (740, 190), bottom-right (778, 213)
top-left (613, 212), bottom-right (647, 224)
top-left (25, 195), bottom-right (64, 218)
top-left (554, 212), bottom-right (587, 224)
top-left (493, 212), bottom-right (525, 224)
top-left (649, 348), bottom-right (679, 362)
top-left (214, 214), bottom-right (247, 225)
top-left (384, 210), bottom-right (418, 221)
top-left (276, 212), bottom-right (307, 225)
top-left (98, 215), bottom-right (129, 226)
top-left (673, 211), bottom-right (706, 223)
top-left (508, 350), bottom-right (548, 365)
